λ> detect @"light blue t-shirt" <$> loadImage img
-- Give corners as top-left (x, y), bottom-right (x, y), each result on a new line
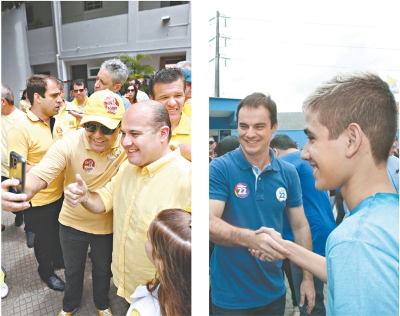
top-left (326, 193), bottom-right (399, 316)
top-left (387, 155), bottom-right (399, 192)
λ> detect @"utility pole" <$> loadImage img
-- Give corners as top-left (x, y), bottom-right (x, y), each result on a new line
top-left (214, 11), bottom-right (220, 97)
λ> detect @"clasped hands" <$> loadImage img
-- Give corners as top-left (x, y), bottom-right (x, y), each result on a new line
top-left (248, 227), bottom-right (290, 262)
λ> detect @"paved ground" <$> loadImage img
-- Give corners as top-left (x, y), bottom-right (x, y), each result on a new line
top-left (1, 210), bottom-right (129, 316)
top-left (2, 202), bottom-right (333, 316)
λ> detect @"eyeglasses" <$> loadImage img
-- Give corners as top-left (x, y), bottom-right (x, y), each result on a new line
top-left (209, 140), bottom-right (215, 145)
top-left (83, 122), bottom-right (120, 135)
top-left (126, 89), bottom-right (135, 93)
top-left (73, 89), bottom-right (85, 93)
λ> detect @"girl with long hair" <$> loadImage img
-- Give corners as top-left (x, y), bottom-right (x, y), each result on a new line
top-left (126, 208), bottom-right (192, 316)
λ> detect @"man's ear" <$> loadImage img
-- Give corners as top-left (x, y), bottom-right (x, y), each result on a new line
top-left (114, 83), bottom-right (122, 93)
top-left (33, 92), bottom-right (42, 105)
top-left (150, 95), bottom-right (154, 100)
top-left (345, 123), bottom-right (362, 158)
top-left (160, 125), bottom-right (170, 141)
top-left (271, 122), bottom-right (278, 134)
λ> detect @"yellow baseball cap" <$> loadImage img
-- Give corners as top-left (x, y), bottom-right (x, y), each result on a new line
top-left (80, 89), bottom-right (125, 129)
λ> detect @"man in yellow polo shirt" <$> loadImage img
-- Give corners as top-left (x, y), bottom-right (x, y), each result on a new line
top-left (64, 101), bottom-right (191, 304)
top-left (149, 68), bottom-right (192, 161)
top-left (1, 90), bottom-right (126, 316)
top-left (6, 74), bottom-right (65, 291)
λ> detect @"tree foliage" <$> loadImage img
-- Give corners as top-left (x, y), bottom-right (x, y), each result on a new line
top-left (2, 1), bottom-right (24, 12)
top-left (117, 54), bottom-right (155, 80)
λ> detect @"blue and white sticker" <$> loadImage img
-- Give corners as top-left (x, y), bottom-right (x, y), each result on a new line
top-left (234, 183), bottom-right (250, 198)
top-left (276, 187), bottom-right (287, 202)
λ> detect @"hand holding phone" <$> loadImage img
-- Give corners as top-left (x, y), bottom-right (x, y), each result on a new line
top-left (9, 151), bottom-right (26, 193)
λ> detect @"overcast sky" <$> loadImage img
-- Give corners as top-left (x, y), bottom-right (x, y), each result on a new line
top-left (204, 0), bottom-right (400, 111)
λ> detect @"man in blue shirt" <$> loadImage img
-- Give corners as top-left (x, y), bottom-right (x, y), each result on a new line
top-left (254, 71), bottom-right (399, 316)
top-left (271, 134), bottom-right (337, 315)
top-left (209, 92), bottom-right (315, 315)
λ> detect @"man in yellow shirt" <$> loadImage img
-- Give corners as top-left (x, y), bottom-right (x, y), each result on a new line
top-left (64, 101), bottom-right (191, 304)
top-left (149, 68), bottom-right (192, 161)
top-left (69, 79), bottom-right (88, 111)
top-left (1, 83), bottom-right (34, 247)
top-left (1, 90), bottom-right (126, 316)
top-left (54, 88), bottom-right (80, 139)
top-left (6, 75), bottom-right (65, 291)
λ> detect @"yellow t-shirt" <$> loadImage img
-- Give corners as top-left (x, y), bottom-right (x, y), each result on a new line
top-left (71, 96), bottom-right (88, 112)
top-left (182, 98), bottom-right (192, 118)
top-left (96, 147), bottom-right (191, 302)
top-left (30, 129), bottom-right (127, 234)
top-left (1, 109), bottom-right (26, 178)
top-left (7, 110), bottom-right (64, 206)
top-left (171, 112), bottom-right (191, 145)
top-left (54, 103), bottom-right (80, 140)
top-left (18, 100), bottom-right (31, 113)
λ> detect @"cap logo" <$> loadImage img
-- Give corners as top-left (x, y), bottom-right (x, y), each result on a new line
top-left (103, 96), bottom-right (119, 115)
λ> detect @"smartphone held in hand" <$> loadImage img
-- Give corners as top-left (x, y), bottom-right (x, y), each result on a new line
top-left (9, 151), bottom-right (26, 193)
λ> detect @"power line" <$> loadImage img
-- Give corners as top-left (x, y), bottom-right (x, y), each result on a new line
top-left (224, 15), bottom-right (396, 29)
top-left (209, 57), bottom-right (400, 72)
top-left (213, 36), bottom-right (399, 51)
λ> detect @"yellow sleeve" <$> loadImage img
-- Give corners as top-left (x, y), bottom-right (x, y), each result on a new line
top-left (130, 310), bottom-right (140, 316)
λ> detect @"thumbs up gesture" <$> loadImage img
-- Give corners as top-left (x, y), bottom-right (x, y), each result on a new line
top-left (65, 174), bottom-right (88, 207)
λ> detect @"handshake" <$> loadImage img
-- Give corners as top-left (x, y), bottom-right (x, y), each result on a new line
top-left (248, 227), bottom-right (291, 262)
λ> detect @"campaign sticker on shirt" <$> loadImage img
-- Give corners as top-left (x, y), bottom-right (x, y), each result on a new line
top-left (103, 96), bottom-right (119, 114)
top-left (107, 148), bottom-right (121, 162)
top-left (234, 183), bottom-right (250, 198)
top-left (276, 187), bottom-right (287, 202)
top-left (82, 158), bottom-right (95, 172)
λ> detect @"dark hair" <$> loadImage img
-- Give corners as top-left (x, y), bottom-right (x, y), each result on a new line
top-left (26, 74), bottom-right (58, 105)
top-left (149, 101), bottom-right (172, 142)
top-left (1, 83), bottom-right (14, 105)
top-left (123, 83), bottom-right (138, 103)
top-left (149, 68), bottom-right (186, 98)
top-left (72, 79), bottom-right (86, 88)
top-left (303, 71), bottom-right (398, 164)
top-left (146, 209), bottom-right (191, 316)
top-left (270, 134), bottom-right (298, 150)
top-left (216, 136), bottom-right (240, 157)
top-left (21, 89), bottom-right (27, 101)
top-left (236, 92), bottom-right (277, 127)
top-left (130, 78), bottom-right (141, 88)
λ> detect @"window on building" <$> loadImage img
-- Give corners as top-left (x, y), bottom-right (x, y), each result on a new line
top-left (160, 1), bottom-right (189, 7)
top-left (84, 1), bottom-right (102, 11)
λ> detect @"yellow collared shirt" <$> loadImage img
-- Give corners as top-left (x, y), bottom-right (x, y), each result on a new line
top-left (96, 147), bottom-right (191, 302)
top-left (171, 112), bottom-right (191, 145)
top-left (7, 110), bottom-right (64, 206)
top-left (30, 129), bottom-right (127, 234)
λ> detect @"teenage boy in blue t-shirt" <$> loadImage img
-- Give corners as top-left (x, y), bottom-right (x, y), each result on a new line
top-left (254, 71), bottom-right (399, 316)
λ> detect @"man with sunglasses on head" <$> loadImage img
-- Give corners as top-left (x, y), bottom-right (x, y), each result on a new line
top-left (1, 89), bottom-right (127, 316)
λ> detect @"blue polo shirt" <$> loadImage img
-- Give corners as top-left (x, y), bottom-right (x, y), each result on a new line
top-left (280, 151), bottom-right (336, 256)
top-left (209, 147), bottom-right (303, 309)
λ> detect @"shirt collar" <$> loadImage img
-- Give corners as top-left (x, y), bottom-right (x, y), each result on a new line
top-left (235, 146), bottom-right (281, 173)
top-left (141, 145), bottom-right (182, 177)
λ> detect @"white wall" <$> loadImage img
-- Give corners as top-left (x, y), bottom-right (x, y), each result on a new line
top-left (1, 5), bottom-right (33, 97)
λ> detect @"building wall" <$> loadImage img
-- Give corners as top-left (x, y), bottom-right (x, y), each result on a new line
top-left (1, 5), bottom-right (33, 97)
top-left (2, 1), bottom-right (191, 96)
